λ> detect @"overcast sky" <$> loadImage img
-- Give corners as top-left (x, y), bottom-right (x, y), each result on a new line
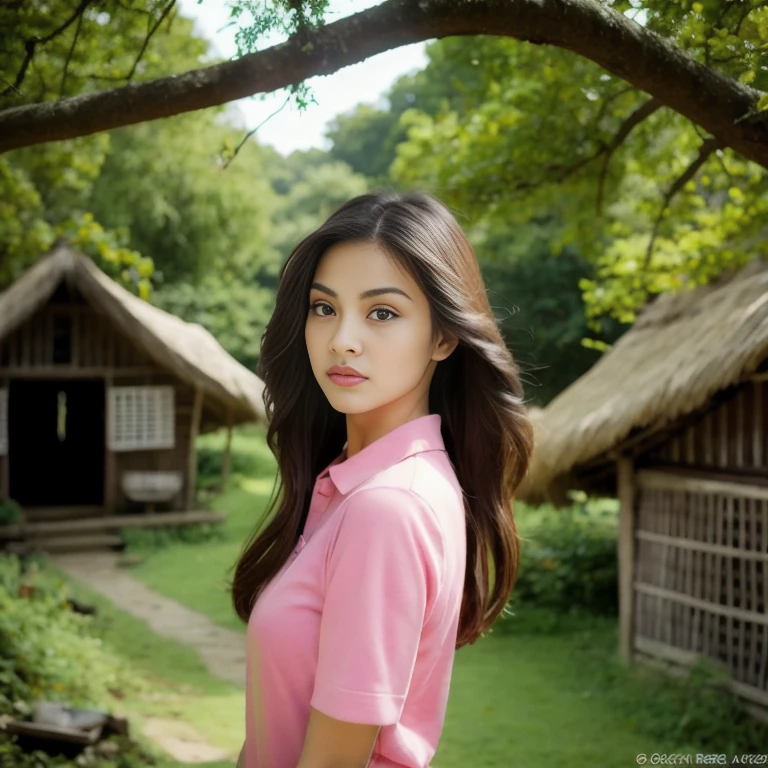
top-left (177, 0), bottom-right (429, 157)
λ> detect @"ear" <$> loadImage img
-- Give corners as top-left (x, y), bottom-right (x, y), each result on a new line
top-left (432, 330), bottom-right (459, 362)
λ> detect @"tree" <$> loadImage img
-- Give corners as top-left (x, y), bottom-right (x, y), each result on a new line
top-left (0, 0), bottom-right (217, 290)
top-left (4, 0), bottom-right (768, 330)
top-left (1, 0), bottom-right (768, 170)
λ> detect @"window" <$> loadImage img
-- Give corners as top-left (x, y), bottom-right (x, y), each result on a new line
top-left (108, 386), bottom-right (175, 451)
top-left (0, 389), bottom-right (6, 455)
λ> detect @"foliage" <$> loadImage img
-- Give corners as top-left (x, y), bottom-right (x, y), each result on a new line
top-left (580, 633), bottom-right (768, 754)
top-left (196, 443), bottom-right (261, 492)
top-left (478, 234), bottom-right (625, 405)
top-left (0, 1), bottom-right (207, 290)
top-left (266, 150), bottom-right (372, 264)
top-left (0, 554), bottom-right (138, 718)
top-left (0, 498), bottom-right (22, 526)
top-left (225, 0), bottom-right (331, 126)
top-left (0, 732), bottom-right (162, 768)
top-left (385, 30), bottom-right (768, 331)
top-left (86, 109), bottom-right (279, 287)
top-left (119, 522), bottom-right (227, 553)
top-left (511, 494), bottom-right (620, 616)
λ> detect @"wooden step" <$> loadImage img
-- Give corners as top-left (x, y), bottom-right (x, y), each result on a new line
top-left (9, 533), bottom-right (126, 555)
top-left (0, 510), bottom-right (225, 540)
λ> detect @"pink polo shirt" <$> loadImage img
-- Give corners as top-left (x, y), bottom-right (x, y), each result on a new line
top-left (244, 413), bottom-right (467, 768)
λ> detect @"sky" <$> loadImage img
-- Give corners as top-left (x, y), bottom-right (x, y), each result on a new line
top-left (176, 0), bottom-right (429, 157)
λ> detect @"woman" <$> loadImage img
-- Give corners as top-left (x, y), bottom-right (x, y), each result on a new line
top-left (229, 190), bottom-right (534, 768)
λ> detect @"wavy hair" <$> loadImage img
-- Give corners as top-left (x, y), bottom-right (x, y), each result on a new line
top-left (228, 189), bottom-right (534, 649)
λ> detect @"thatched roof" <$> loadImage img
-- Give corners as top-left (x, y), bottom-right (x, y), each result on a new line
top-left (0, 241), bottom-right (267, 428)
top-left (517, 257), bottom-right (768, 504)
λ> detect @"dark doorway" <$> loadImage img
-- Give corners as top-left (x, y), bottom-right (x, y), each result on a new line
top-left (9, 379), bottom-right (105, 507)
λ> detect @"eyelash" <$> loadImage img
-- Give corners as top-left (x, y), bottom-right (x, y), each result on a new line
top-left (308, 301), bottom-right (399, 323)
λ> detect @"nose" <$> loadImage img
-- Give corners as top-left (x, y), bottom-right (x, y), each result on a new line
top-left (329, 315), bottom-right (363, 356)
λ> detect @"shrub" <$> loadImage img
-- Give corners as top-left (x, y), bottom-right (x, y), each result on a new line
top-left (119, 521), bottom-right (227, 553)
top-left (196, 443), bottom-right (259, 491)
top-left (0, 554), bottom-right (138, 719)
top-left (511, 493), bottom-right (619, 616)
top-left (0, 498), bottom-right (22, 526)
top-left (579, 632), bottom-right (768, 754)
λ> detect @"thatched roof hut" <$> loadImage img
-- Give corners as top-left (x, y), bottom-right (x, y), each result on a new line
top-left (515, 257), bottom-right (768, 721)
top-left (0, 241), bottom-right (268, 550)
top-left (0, 241), bottom-right (267, 427)
top-left (518, 257), bottom-right (768, 505)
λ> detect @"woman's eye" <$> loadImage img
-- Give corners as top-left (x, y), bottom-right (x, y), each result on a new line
top-left (309, 302), bottom-right (334, 317)
top-left (308, 302), bottom-right (397, 322)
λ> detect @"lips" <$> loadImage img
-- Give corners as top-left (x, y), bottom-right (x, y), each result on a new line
top-left (327, 365), bottom-right (367, 378)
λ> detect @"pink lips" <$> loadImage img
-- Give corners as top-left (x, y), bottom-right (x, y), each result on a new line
top-left (328, 373), bottom-right (367, 387)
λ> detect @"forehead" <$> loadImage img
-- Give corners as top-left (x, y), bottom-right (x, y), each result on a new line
top-left (313, 241), bottom-right (411, 286)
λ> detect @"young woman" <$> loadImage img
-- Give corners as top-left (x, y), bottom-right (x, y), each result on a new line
top-left (229, 190), bottom-right (534, 768)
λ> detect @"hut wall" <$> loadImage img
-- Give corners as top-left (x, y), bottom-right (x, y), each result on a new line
top-left (0, 291), bottom-right (157, 372)
top-left (630, 378), bottom-right (768, 713)
top-left (0, 288), bottom-right (207, 512)
top-left (644, 379), bottom-right (767, 475)
top-left (108, 372), bottom-right (199, 512)
top-left (0, 374), bottom-right (8, 500)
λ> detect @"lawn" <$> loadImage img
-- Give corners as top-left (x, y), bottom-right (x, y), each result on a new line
top-left (116, 424), bottom-right (687, 767)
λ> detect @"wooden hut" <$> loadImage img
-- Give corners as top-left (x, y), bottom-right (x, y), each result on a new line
top-left (0, 240), bottom-right (267, 552)
top-left (517, 257), bottom-right (768, 721)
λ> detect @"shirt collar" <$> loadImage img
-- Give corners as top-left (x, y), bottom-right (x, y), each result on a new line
top-left (318, 414), bottom-right (445, 497)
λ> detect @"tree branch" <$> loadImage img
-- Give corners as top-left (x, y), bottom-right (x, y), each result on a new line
top-left (595, 96), bottom-right (662, 214)
top-left (2, 0), bottom-right (93, 97)
top-left (60, 8), bottom-right (86, 97)
top-left (643, 136), bottom-right (724, 270)
top-left (125, 0), bottom-right (177, 82)
top-left (1, 0), bottom-right (767, 170)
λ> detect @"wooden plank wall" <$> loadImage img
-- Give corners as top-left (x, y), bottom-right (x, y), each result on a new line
top-left (0, 303), bottom-right (156, 372)
top-left (648, 379), bottom-right (767, 475)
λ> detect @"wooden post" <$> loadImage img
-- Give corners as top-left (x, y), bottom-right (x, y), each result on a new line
top-left (221, 412), bottom-right (233, 493)
top-left (104, 374), bottom-right (117, 516)
top-left (1, 379), bottom-right (8, 499)
top-left (187, 386), bottom-right (203, 510)
top-left (617, 454), bottom-right (636, 664)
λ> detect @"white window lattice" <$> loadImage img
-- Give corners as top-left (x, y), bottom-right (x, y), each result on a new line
top-left (0, 389), bottom-right (7, 456)
top-left (108, 386), bottom-right (175, 451)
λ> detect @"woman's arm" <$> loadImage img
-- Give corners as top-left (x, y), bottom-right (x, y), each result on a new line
top-left (295, 706), bottom-right (380, 768)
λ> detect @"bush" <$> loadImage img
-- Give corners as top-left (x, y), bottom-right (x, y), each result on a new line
top-left (512, 493), bottom-right (619, 616)
top-left (0, 554), bottom-right (138, 719)
top-left (579, 633), bottom-right (768, 754)
top-left (196, 443), bottom-right (259, 491)
top-left (119, 521), bottom-right (227, 553)
top-left (0, 498), bottom-right (22, 526)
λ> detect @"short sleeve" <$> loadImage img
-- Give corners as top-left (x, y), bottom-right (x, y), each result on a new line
top-left (310, 486), bottom-right (443, 725)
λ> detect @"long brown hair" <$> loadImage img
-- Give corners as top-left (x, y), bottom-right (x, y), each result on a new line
top-left (228, 190), bottom-right (534, 649)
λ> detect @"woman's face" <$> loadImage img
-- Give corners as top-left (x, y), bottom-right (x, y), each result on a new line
top-left (305, 240), bottom-right (456, 425)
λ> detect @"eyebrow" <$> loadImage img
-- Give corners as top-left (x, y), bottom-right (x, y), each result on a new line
top-left (310, 282), bottom-right (413, 302)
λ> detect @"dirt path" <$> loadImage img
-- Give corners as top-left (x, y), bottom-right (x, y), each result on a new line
top-left (49, 551), bottom-right (245, 764)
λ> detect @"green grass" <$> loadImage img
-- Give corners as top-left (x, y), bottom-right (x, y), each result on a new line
top-left (437, 625), bottom-right (662, 768)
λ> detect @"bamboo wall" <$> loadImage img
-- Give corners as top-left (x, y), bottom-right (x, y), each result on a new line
top-left (627, 379), bottom-right (768, 713)
top-left (0, 283), bottom-right (209, 514)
